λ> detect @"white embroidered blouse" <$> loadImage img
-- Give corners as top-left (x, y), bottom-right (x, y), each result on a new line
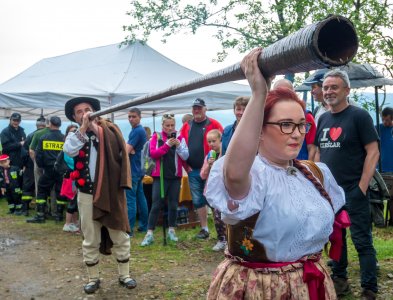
top-left (205, 155), bottom-right (345, 262)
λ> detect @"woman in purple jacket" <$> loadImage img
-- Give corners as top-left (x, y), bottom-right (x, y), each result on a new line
top-left (141, 114), bottom-right (189, 246)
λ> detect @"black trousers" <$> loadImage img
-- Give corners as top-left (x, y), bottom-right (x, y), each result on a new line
top-left (36, 168), bottom-right (66, 205)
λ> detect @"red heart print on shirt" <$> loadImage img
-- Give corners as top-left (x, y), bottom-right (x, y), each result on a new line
top-left (329, 127), bottom-right (342, 141)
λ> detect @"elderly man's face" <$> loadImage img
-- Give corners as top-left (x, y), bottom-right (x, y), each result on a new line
top-left (322, 76), bottom-right (350, 109)
top-left (192, 106), bottom-right (207, 122)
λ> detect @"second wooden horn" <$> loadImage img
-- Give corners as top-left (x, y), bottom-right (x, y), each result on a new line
top-left (91, 15), bottom-right (358, 118)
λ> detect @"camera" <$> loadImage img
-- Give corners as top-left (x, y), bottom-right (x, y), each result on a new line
top-left (170, 132), bottom-right (177, 139)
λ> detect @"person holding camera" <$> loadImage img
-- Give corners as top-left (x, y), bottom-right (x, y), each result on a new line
top-left (140, 114), bottom-right (189, 246)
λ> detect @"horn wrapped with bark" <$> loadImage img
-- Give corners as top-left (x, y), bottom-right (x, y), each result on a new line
top-left (91, 15), bottom-right (358, 118)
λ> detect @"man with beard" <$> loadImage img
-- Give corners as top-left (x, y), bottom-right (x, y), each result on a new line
top-left (314, 70), bottom-right (379, 299)
top-left (180, 98), bottom-right (223, 239)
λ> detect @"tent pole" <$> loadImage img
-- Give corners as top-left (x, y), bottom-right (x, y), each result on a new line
top-left (310, 94), bottom-right (315, 112)
top-left (152, 112), bottom-right (156, 132)
top-left (375, 86), bottom-right (382, 172)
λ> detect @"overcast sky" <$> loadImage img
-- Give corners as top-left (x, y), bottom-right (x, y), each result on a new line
top-left (0, 0), bottom-right (391, 94)
top-left (0, 0), bottom-right (244, 84)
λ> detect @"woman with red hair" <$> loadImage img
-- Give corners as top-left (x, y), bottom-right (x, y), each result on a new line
top-left (205, 48), bottom-right (346, 299)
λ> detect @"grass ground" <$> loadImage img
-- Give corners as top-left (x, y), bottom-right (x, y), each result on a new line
top-left (1, 199), bottom-right (393, 299)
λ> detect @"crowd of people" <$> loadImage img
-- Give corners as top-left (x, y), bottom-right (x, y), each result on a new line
top-left (1, 48), bottom-right (392, 299)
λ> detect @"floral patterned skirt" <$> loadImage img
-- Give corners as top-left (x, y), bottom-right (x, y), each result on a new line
top-left (207, 258), bottom-right (337, 300)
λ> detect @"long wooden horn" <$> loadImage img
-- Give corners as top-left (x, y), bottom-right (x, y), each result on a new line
top-left (90, 15), bottom-right (358, 118)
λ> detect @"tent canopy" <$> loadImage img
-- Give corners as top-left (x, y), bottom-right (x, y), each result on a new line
top-left (0, 41), bottom-right (250, 120)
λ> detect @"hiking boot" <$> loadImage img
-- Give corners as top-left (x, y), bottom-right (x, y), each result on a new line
top-left (212, 240), bottom-right (227, 251)
top-left (332, 277), bottom-right (351, 296)
top-left (140, 233), bottom-right (154, 246)
top-left (361, 289), bottom-right (376, 300)
top-left (168, 230), bottom-right (178, 242)
top-left (119, 277), bottom-right (137, 289)
top-left (84, 279), bottom-right (100, 294)
top-left (195, 229), bottom-right (209, 239)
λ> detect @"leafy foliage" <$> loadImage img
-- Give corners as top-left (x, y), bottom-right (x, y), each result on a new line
top-left (123, 0), bottom-right (393, 77)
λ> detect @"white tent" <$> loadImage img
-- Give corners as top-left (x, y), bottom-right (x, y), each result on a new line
top-left (0, 41), bottom-right (250, 120)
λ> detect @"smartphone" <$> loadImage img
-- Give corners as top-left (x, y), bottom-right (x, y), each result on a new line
top-left (170, 132), bottom-right (177, 139)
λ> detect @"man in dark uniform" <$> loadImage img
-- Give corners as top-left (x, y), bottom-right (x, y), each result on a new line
top-left (27, 116), bottom-right (67, 223)
top-left (0, 112), bottom-right (27, 169)
top-left (21, 116), bottom-right (46, 215)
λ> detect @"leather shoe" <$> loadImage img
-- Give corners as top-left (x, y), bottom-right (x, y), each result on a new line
top-left (84, 279), bottom-right (100, 294)
top-left (119, 277), bottom-right (137, 289)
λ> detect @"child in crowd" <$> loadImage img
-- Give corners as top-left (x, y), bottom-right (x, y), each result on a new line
top-left (200, 129), bottom-right (227, 251)
top-left (0, 154), bottom-right (23, 215)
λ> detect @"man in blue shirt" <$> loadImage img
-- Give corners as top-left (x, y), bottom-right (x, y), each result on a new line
top-left (222, 96), bottom-right (249, 155)
top-left (378, 107), bottom-right (393, 172)
top-left (126, 107), bottom-right (148, 236)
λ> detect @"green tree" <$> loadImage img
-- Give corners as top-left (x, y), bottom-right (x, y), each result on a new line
top-left (123, 0), bottom-right (393, 77)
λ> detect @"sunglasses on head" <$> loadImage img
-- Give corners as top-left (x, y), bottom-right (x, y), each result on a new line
top-left (163, 113), bottom-right (175, 118)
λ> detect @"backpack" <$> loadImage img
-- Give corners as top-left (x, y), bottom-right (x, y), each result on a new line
top-left (141, 132), bottom-right (161, 176)
top-left (369, 170), bottom-right (390, 227)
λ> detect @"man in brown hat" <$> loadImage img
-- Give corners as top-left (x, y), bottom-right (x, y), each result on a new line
top-left (63, 97), bottom-right (136, 294)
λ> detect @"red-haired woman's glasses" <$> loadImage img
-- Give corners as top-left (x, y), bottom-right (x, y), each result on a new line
top-left (265, 121), bottom-right (311, 134)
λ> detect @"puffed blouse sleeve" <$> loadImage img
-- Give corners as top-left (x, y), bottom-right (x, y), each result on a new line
top-left (316, 162), bottom-right (345, 213)
top-left (205, 155), bottom-right (267, 224)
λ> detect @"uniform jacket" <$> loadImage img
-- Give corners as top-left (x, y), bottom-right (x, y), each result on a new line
top-left (0, 125), bottom-right (27, 168)
top-left (0, 165), bottom-right (22, 193)
top-left (35, 129), bottom-right (65, 169)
